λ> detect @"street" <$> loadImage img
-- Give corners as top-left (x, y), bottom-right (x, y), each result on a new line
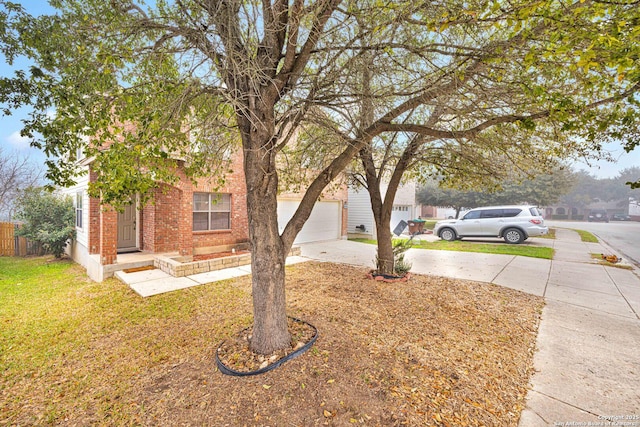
top-left (546, 220), bottom-right (640, 268)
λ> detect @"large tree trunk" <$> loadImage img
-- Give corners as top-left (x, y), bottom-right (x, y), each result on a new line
top-left (245, 181), bottom-right (290, 354)
top-left (239, 106), bottom-right (291, 355)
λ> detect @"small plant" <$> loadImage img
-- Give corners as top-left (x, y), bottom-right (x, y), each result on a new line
top-left (392, 239), bottom-right (413, 276)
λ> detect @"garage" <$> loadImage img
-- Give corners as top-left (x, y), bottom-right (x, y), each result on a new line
top-left (390, 205), bottom-right (412, 233)
top-left (277, 199), bottom-right (342, 244)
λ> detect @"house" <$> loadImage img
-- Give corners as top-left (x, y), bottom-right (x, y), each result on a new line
top-left (542, 200), bottom-right (636, 221)
top-left (62, 148), bottom-right (347, 282)
top-left (347, 181), bottom-right (420, 239)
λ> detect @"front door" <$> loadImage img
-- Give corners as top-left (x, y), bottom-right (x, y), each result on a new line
top-left (117, 201), bottom-right (137, 252)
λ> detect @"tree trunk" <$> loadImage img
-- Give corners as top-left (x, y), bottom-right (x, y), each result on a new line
top-left (375, 217), bottom-right (395, 275)
top-left (239, 107), bottom-right (291, 355)
top-left (360, 149), bottom-right (396, 275)
top-left (246, 184), bottom-right (290, 354)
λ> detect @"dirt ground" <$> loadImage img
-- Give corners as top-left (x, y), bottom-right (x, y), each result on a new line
top-left (135, 262), bottom-right (543, 426)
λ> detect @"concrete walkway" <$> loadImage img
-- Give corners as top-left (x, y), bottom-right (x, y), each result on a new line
top-left (116, 229), bottom-right (640, 425)
top-left (115, 256), bottom-right (309, 297)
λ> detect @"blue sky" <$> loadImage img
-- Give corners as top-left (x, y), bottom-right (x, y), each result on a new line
top-left (1, 1), bottom-right (638, 180)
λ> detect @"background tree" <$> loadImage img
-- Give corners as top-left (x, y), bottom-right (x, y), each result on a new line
top-left (558, 167), bottom-right (640, 211)
top-left (417, 166), bottom-right (576, 216)
top-left (416, 180), bottom-right (488, 218)
top-left (14, 187), bottom-right (75, 258)
top-left (603, 167), bottom-right (640, 205)
top-left (0, 147), bottom-right (42, 220)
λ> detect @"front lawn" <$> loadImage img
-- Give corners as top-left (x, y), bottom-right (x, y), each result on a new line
top-left (1, 256), bottom-right (543, 426)
top-left (351, 238), bottom-right (555, 260)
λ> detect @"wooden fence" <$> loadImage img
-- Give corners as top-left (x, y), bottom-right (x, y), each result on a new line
top-left (0, 222), bottom-right (40, 257)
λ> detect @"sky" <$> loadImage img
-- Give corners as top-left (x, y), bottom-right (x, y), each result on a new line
top-left (1, 1), bottom-right (639, 181)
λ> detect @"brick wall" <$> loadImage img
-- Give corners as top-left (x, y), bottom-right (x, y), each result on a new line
top-left (99, 206), bottom-right (118, 265)
top-left (139, 152), bottom-right (249, 255)
top-left (191, 151), bottom-right (249, 251)
top-left (88, 169), bottom-right (101, 254)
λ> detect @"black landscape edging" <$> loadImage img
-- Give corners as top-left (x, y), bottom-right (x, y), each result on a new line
top-left (215, 317), bottom-right (318, 377)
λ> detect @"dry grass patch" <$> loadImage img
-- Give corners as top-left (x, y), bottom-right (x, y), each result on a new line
top-left (1, 258), bottom-right (543, 426)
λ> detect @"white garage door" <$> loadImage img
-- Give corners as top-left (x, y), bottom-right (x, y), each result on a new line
top-left (390, 205), bottom-right (411, 233)
top-left (278, 200), bottom-right (341, 244)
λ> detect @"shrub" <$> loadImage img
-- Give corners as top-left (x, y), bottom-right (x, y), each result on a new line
top-left (14, 187), bottom-right (75, 258)
top-left (392, 239), bottom-right (413, 276)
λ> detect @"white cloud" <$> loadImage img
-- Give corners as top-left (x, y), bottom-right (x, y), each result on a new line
top-left (5, 131), bottom-right (31, 150)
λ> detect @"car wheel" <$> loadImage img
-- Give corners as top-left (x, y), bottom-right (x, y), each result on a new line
top-left (439, 228), bottom-right (457, 241)
top-left (503, 228), bottom-right (524, 244)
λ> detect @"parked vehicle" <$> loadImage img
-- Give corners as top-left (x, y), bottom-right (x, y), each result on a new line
top-left (588, 209), bottom-right (609, 222)
top-left (434, 205), bottom-right (548, 244)
top-left (611, 213), bottom-right (631, 221)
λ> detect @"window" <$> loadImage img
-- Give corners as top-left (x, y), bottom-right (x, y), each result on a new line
top-left (503, 208), bottom-right (523, 217)
top-left (193, 193), bottom-right (231, 231)
top-left (75, 191), bottom-right (83, 228)
top-left (463, 210), bottom-right (481, 220)
top-left (480, 209), bottom-right (504, 219)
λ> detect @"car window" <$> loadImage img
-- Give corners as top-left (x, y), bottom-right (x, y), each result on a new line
top-left (503, 208), bottom-right (522, 217)
top-left (529, 207), bottom-right (540, 216)
top-left (463, 210), bottom-right (481, 219)
top-left (480, 209), bottom-right (503, 219)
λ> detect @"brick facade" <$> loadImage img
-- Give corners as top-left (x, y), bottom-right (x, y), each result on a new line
top-left (88, 169), bottom-right (101, 254)
top-left (90, 150), bottom-right (250, 264)
top-left (88, 147), bottom-right (347, 265)
top-left (99, 206), bottom-right (118, 265)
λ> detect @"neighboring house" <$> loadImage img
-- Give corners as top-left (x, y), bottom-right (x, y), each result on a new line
top-left (347, 181), bottom-right (420, 239)
top-left (62, 148), bottom-right (347, 282)
top-left (542, 200), bottom-right (637, 221)
top-left (420, 205), bottom-right (458, 219)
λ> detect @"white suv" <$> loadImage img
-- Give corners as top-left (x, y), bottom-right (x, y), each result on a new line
top-left (434, 205), bottom-right (548, 244)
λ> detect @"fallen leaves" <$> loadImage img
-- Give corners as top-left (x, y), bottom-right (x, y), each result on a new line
top-left (4, 261), bottom-right (543, 427)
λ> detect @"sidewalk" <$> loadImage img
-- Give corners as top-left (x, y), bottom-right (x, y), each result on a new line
top-left (518, 229), bottom-right (640, 426)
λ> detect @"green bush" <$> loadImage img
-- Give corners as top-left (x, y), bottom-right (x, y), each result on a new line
top-left (392, 239), bottom-right (413, 276)
top-left (14, 187), bottom-right (75, 258)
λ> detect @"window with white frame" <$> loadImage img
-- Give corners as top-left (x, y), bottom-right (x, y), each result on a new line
top-left (193, 193), bottom-right (231, 231)
top-left (75, 191), bottom-right (83, 228)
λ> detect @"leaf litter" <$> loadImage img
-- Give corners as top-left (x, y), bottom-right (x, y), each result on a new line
top-left (2, 261), bottom-right (543, 426)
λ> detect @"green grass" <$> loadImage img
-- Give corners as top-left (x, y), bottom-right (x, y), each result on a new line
top-left (421, 220), bottom-right (437, 230)
top-left (0, 255), bottom-right (251, 425)
top-left (350, 237), bottom-right (555, 259)
top-left (538, 228), bottom-right (556, 239)
top-left (573, 229), bottom-right (599, 243)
